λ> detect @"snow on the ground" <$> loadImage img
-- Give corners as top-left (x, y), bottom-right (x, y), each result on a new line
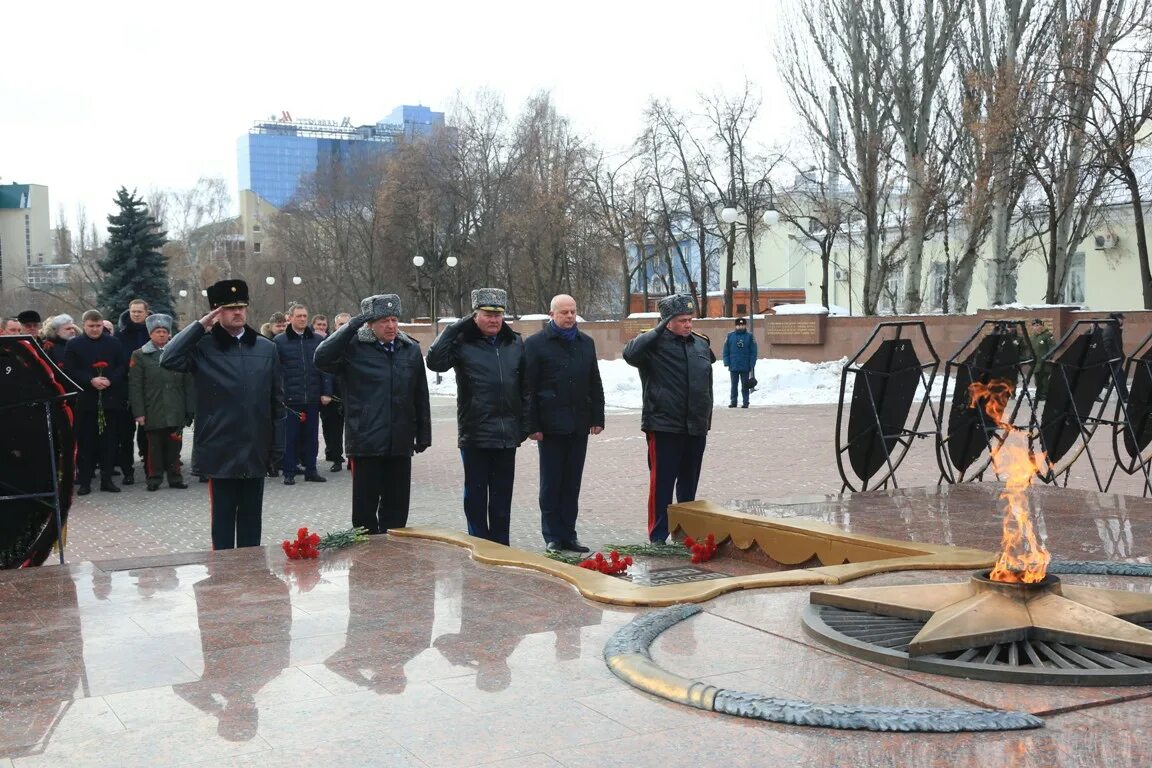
top-left (428, 357), bottom-right (854, 408)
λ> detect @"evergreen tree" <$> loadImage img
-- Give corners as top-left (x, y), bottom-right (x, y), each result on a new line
top-left (97, 187), bottom-right (173, 319)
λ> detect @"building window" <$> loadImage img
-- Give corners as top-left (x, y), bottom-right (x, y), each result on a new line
top-left (929, 262), bottom-right (948, 310)
top-left (1064, 251), bottom-right (1085, 304)
top-left (252, 223), bottom-right (261, 232)
top-left (252, 242), bottom-right (262, 254)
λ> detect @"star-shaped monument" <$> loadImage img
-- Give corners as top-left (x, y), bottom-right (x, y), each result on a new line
top-left (811, 572), bottom-right (1152, 658)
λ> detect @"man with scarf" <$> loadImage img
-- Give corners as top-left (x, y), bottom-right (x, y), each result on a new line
top-left (523, 294), bottom-right (605, 553)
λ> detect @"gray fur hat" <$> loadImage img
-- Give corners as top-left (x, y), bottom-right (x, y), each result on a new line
top-left (471, 288), bottom-right (507, 312)
top-left (360, 294), bottom-right (402, 321)
top-left (145, 314), bottom-right (173, 333)
top-left (658, 293), bottom-right (698, 320)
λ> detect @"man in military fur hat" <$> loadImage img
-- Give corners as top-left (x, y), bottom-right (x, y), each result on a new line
top-left (315, 293), bottom-right (431, 534)
top-left (161, 280), bottom-right (284, 550)
top-left (426, 287), bottom-right (527, 546)
top-left (623, 293), bottom-right (715, 543)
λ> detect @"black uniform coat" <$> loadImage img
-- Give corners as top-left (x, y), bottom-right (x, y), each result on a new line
top-left (273, 325), bottom-right (330, 406)
top-left (523, 323), bottom-right (605, 435)
top-left (314, 320), bottom-right (432, 457)
top-left (623, 326), bottom-right (715, 436)
top-left (160, 323), bottom-right (284, 479)
top-left (63, 332), bottom-right (129, 414)
top-left (426, 316), bottom-right (527, 449)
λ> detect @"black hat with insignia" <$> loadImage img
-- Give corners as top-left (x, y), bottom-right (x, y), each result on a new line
top-left (206, 279), bottom-right (250, 309)
top-left (734, 317), bottom-right (747, 326)
top-left (360, 293), bottom-right (402, 321)
top-left (17, 310), bottom-right (41, 325)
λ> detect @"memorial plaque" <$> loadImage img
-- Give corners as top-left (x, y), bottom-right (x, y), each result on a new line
top-left (626, 565), bottom-right (731, 585)
top-left (619, 319), bottom-right (656, 341)
top-left (765, 314), bottom-right (824, 344)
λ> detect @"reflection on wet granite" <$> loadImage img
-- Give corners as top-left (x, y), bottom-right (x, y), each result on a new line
top-left (6, 502), bottom-right (1152, 766)
top-left (730, 484), bottom-right (1152, 562)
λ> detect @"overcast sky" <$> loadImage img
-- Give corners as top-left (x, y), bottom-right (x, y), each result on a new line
top-left (3, 0), bottom-right (791, 232)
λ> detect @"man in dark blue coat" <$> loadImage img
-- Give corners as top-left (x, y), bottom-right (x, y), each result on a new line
top-left (273, 303), bottom-right (331, 485)
top-left (623, 294), bottom-right (715, 543)
top-left (524, 294), bottom-right (605, 553)
top-left (426, 287), bottom-right (526, 546)
top-left (315, 294), bottom-right (431, 534)
top-left (64, 309), bottom-right (129, 495)
top-left (161, 280), bottom-right (284, 550)
top-left (722, 317), bottom-right (758, 408)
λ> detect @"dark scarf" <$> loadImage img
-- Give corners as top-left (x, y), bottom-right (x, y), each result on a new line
top-left (550, 320), bottom-right (578, 342)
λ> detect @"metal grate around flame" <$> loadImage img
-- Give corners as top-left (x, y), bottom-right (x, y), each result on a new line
top-left (804, 605), bottom-right (1152, 686)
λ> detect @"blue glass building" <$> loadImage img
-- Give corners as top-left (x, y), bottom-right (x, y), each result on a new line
top-left (237, 105), bottom-right (445, 208)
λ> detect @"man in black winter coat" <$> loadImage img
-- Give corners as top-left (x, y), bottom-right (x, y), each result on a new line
top-left (273, 303), bottom-right (331, 485)
top-left (623, 293), bottom-right (715, 543)
top-left (161, 280), bottom-right (284, 550)
top-left (64, 309), bottom-right (129, 495)
top-left (315, 294), bottom-right (431, 534)
top-left (524, 294), bottom-right (605, 554)
top-left (115, 298), bottom-right (152, 484)
top-left (426, 287), bottom-right (526, 546)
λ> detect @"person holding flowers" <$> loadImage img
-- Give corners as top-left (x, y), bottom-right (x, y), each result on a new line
top-left (64, 309), bottom-right (128, 495)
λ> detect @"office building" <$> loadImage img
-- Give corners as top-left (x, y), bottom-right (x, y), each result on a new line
top-left (236, 105), bottom-right (444, 259)
top-left (0, 182), bottom-right (52, 291)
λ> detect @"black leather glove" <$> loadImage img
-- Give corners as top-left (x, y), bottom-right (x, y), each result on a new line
top-left (185, 414), bottom-right (194, 427)
top-left (414, 443), bottom-right (430, 454)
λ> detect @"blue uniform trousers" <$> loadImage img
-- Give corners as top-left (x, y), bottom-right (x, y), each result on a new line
top-left (730, 370), bottom-right (751, 406)
top-left (461, 447), bottom-right (516, 545)
top-left (538, 433), bottom-right (589, 545)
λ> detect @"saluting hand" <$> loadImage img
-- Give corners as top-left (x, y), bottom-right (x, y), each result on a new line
top-left (198, 307), bottom-right (224, 331)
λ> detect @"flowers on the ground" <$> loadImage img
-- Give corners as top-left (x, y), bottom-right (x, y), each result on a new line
top-left (282, 527), bottom-right (321, 559)
top-left (91, 361), bottom-right (109, 434)
top-left (282, 526), bottom-right (370, 560)
top-left (683, 533), bottom-right (717, 563)
top-left (318, 526), bottom-right (370, 550)
top-left (579, 549), bottom-right (633, 575)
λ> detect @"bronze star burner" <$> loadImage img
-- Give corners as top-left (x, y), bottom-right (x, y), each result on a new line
top-left (811, 570), bottom-right (1152, 659)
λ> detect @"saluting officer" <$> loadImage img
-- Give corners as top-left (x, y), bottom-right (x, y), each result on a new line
top-left (315, 294), bottom-right (431, 534)
top-left (623, 293), bottom-right (715, 543)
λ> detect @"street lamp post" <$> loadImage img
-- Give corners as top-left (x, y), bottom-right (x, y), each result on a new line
top-left (265, 267), bottom-right (302, 310)
top-left (719, 204), bottom-right (779, 338)
top-left (412, 254), bottom-right (459, 384)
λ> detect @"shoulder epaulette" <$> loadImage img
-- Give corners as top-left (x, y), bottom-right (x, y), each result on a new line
top-left (692, 331), bottom-right (711, 342)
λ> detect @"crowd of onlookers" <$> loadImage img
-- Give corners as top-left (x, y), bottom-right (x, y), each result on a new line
top-left (4, 302), bottom-right (353, 497)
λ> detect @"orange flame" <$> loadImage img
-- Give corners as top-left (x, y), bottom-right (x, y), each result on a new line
top-left (968, 379), bottom-right (1050, 584)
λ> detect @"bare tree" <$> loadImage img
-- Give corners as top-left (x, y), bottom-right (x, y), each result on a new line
top-left (780, 0), bottom-right (903, 314)
top-left (1083, 20), bottom-right (1152, 306)
top-left (886, 0), bottom-right (965, 312)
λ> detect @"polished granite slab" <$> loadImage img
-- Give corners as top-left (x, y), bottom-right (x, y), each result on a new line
top-left (3, 487), bottom-right (1152, 767)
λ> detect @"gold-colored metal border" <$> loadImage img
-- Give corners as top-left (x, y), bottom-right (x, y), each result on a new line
top-left (388, 499), bottom-right (995, 606)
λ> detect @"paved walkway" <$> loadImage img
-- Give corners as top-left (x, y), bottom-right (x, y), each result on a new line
top-left (60, 398), bottom-right (1152, 563)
